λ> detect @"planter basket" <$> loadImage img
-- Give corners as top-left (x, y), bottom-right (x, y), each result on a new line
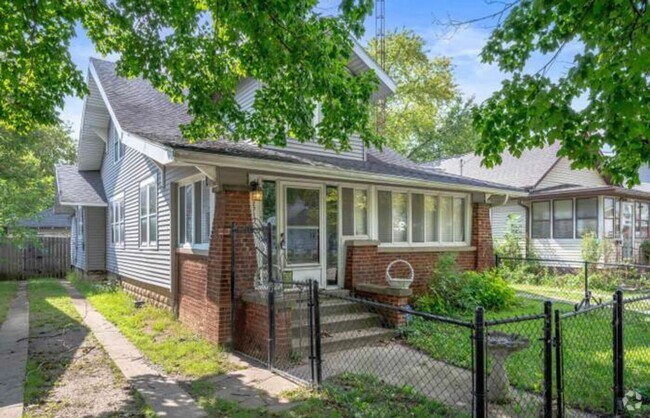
top-left (385, 259), bottom-right (414, 289)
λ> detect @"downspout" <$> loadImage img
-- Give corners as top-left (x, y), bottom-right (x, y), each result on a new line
top-left (518, 200), bottom-right (531, 257)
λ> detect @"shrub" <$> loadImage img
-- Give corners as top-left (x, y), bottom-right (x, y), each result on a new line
top-left (496, 214), bottom-right (525, 259)
top-left (581, 231), bottom-right (602, 263)
top-left (415, 254), bottom-right (516, 314)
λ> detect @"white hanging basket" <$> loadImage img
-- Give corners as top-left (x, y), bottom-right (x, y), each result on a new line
top-left (385, 259), bottom-right (414, 289)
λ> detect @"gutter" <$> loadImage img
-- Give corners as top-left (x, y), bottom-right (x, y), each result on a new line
top-left (173, 149), bottom-right (528, 197)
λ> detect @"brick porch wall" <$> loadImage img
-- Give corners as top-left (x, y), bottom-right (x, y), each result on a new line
top-left (176, 189), bottom-right (257, 345)
top-left (345, 202), bottom-right (494, 295)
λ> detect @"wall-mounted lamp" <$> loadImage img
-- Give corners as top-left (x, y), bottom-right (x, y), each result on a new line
top-left (249, 180), bottom-right (263, 201)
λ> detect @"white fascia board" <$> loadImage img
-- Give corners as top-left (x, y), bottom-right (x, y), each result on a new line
top-left (59, 201), bottom-right (108, 207)
top-left (174, 149), bottom-right (528, 197)
top-left (88, 60), bottom-right (175, 166)
top-left (352, 39), bottom-right (397, 94)
top-left (121, 132), bottom-right (175, 165)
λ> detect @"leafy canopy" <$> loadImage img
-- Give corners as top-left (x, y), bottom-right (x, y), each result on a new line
top-left (474, 0), bottom-right (650, 186)
top-left (368, 30), bottom-right (466, 158)
top-left (1, 0), bottom-right (380, 151)
top-left (0, 124), bottom-right (76, 240)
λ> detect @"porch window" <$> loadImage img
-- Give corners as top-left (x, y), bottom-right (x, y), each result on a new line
top-left (553, 199), bottom-right (573, 239)
top-left (576, 198), bottom-right (598, 237)
top-left (532, 201), bottom-right (551, 239)
top-left (285, 187), bottom-right (320, 264)
top-left (139, 177), bottom-right (158, 246)
top-left (604, 198), bottom-right (620, 238)
top-left (377, 191), bottom-right (465, 244)
top-left (109, 194), bottom-right (125, 245)
top-left (341, 188), bottom-right (367, 236)
top-left (178, 178), bottom-right (213, 248)
top-left (635, 202), bottom-right (650, 239)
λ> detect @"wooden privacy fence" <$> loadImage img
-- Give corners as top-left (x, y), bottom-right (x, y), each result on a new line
top-left (0, 237), bottom-right (70, 279)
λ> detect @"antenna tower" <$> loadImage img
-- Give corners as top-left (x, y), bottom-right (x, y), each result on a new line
top-left (375, 0), bottom-right (387, 134)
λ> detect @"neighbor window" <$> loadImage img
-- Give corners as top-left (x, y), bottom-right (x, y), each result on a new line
top-left (377, 191), bottom-right (465, 244)
top-left (604, 198), bottom-right (620, 238)
top-left (139, 177), bottom-right (158, 246)
top-left (110, 194), bottom-right (125, 245)
top-left (635, 202), bottom-right (650, 239)
top-left (553, 199), bottom-right (573, 239)
top-left (341, 188), bottom-right (368, 236)
top-left (178, 178), bottom-right (214, 247)
top-left (532, 201), bottom-right (551, 239)
top-left (576, 198), bottom-right (598, 237)
top-left (77, 207), bottom-right (84, 249)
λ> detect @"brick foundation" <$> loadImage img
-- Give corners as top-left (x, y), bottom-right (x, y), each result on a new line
top-left (354, 284), bottom-right (412, 328)
top-left (177, 253), bottom-right (209, 335)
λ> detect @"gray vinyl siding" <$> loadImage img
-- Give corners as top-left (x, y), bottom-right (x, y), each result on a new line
top-left (102, 121), bottom-right (197, 289)
top-left (537, 158), bottom-right (606, 189)
top-left (85, 207), bottom-right (106, 270)
top-left (235, 77), bottom-right (365, 161)
top-left (71, 212), bottom-right (84, 269)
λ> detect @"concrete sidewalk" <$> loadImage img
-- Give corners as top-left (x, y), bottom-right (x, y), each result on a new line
top-left (0, 282), bottom-right (29, 418)
top-left (63, 282), bottom-right (206, 418)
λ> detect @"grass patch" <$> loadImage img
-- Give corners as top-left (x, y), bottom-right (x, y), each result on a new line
top-left (0, 280), bottom-right (18, 324)
top-left (70, 274), bottom-right (232, 378)
top-left (405, 293), bottom-right (650, 414)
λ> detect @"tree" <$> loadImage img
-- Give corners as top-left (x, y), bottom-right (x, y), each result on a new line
top-left (0, 125), bottom-right (76, 241)
top-left (1, 0), bottom-right (381, 152)
top-left (474, 0), bottom-right (649, 187)
top-left (368, 29), bottom-right (460, 155)
top-left (406, 97), bottom-right (480, 162)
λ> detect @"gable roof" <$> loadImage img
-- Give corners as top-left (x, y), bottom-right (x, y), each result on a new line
top-left (425, 143), bottom-right (563, 189)
top-left (89, 59), bottom-right (524, 194)
top-left (18, 207), bottom-right (72, 229)
top-left (55, 164), bottom-right (107, 207)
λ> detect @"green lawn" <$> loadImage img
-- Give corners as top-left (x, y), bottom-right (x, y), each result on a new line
top-left (0, 281), bottom-right (18, 324)
top-left (405, 293), bottom-right (650, 415)
top-left (70, 274), bottom-right (233, 378)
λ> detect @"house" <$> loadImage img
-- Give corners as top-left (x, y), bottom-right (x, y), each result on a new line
top-left (18, 207), bottom-right (72, 237)
top-left (429, 143), bottom-right (650, 263)
top-left (54, 43), bottom-right (524, 345)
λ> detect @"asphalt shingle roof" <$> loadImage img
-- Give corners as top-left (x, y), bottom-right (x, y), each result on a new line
top-left (425, 143), bottom-right (563, 189)
top-left (56, 164), bottom-right (107, 206)
top-left (19, 207), bottom-right (72, 229)
top-left (91, 58), bottom-right (523, 193)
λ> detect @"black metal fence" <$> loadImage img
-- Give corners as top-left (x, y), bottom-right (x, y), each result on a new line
top-left (495, 254), bottom-right (650, 309)
top-left (230, 227), bottom-right (650, 416)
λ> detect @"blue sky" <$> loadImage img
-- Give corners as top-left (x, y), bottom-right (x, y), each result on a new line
top-left (62, 1), bottom-right (577, 137)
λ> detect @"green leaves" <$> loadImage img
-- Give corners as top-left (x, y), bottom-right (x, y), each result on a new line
top-left (475, 0), bottom-right (650, 186)
top-left (1, 1), bottom-right (380, 150)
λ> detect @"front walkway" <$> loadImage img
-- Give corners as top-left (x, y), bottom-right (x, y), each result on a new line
top-left (0, 282), bottom-right (28, 418)
top-left (63, 282), bottom-right (206, 418)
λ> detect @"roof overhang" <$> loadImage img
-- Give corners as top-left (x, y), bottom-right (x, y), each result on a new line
top-left (173, 148), bottom-right (528, 197)
top-left (525, 185), bottom-right (650, 201)
top-left (350, 39), bottom-right (397, 100)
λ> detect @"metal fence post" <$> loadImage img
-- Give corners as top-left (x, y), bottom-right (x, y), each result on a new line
top-left (307, 280), bottom-right (315, 386)
top-left (543, 301), bottom-right (553, 418)
top-left (312, 280), bottom-right (323, 387)
top-left (613, 290), bottom-right (625, 416)
top-left (230, 222), bottom-right (237, 344)
top-left (554, 310), bottom-right (564, 418)
top-left (267, 223), bottom-right (275, 370)
top-left (474, 307), bottom-right (487, 418)
top-left (584, 261), bottom-right (591, 307)
top-left (495, 253), bottom-right (500, 268)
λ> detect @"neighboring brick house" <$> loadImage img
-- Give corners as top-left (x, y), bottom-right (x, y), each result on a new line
top-left (54, 43), bottom-right (524, 346)
top-left (430, 144), bottom-right (650, 264)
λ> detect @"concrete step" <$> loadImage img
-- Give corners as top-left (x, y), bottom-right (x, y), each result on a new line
top-left (290, 312), bottom-right (382, 337)
top-left (318, 327), bottom-right (397, 354)
top-left (291, 297), bottom-right (362, 317)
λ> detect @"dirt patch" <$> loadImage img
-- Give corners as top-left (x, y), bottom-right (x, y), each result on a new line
top-left (25, 280), bottom-right (148, 418)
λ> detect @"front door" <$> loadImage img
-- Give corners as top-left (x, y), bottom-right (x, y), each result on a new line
top-left (283, 185), bottom-right (324, 286)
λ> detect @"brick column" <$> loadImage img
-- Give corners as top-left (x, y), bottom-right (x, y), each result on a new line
top-left (472, 203), bottom-right (494, 271)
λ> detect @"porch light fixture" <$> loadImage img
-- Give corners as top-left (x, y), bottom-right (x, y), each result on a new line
top-left (249, 180), bottom-right (263, 201)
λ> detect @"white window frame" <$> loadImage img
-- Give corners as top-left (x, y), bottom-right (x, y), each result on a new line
top-left (113, 128), bottom-right (123, 163)
top-left (139, 176), bottom-right (158, 248)
top-left (340, 186), bottom-right (370, 238)
top-left (109, 193), bottom-right (125, 247)
top-left (376, 187), bottom-right (472, 248)
top-left (177, 175), bottom-right (215, 251)
top-left (77, 206), bottom-right (84, 250)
